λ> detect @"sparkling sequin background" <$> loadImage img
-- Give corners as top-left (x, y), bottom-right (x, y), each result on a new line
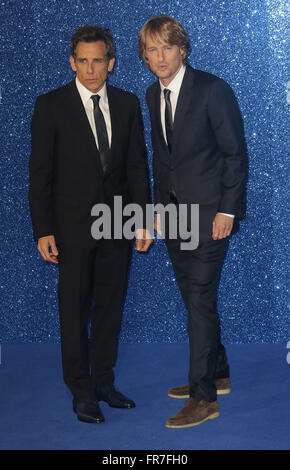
top-left (0, 0), bottom-right (288, 343)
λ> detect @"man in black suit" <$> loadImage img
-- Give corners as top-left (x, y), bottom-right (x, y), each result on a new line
top-left (29, 25), bottom-right (152, 423)
top-left (139, 16), bottom-right (247, 428)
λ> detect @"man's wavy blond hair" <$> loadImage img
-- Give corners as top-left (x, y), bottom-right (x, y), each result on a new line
top-left (138, 15), bottom-right (190, 65)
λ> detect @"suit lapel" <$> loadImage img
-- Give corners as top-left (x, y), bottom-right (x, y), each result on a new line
top-left (66, 80), bottom-right (104, 178)
top-left (172, 66), bottom-right (195, 155)
top-left (106, 86), bottom-right (120, 172)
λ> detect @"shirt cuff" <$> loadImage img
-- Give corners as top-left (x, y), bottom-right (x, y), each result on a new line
top-left (218, 212), bottom-right (235, 218)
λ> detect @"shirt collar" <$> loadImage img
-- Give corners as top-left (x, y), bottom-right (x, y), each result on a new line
top-left (75, 77), bottom-right (108, 104)
top-left (159, 65), bottom-right (186, 95)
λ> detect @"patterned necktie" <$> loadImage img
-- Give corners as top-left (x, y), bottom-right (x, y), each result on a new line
top-left (163, 88), bottom-right (173, 153)
top-left (91, 94), bottom-right (109, 172)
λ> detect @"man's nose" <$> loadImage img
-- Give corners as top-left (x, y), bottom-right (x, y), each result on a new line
top-left (87, 62), bottom-right (94, 74)
top-left (157, 49), bottom-right (165, 62)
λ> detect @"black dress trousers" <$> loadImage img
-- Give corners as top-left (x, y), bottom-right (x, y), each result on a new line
top-left (57, 238), bottom-right (131, 401)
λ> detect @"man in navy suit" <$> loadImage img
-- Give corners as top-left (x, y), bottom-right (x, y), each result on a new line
top-left (139, 15), bottom-right (247, 428)
top-left (29, 25), bottom-right (152, 423)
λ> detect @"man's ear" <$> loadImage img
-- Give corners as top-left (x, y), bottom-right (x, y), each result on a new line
top-left (108, 57), bottom-right (115, 73)
top-left (70, 56), bottom-right (77, 72)
top-left (180, 47), bottom-right (186, 61)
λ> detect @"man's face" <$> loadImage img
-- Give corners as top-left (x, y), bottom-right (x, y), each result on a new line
top-left (145, 33), bottom-right (185, 86)
top-left (70, 40), bottom-right (115, 93)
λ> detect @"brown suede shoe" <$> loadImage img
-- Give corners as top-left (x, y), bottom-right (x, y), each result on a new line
top-left (214, 378), bottom-right (231, 395)
top-left (165, 398), bottom-right (220, 428)
top-left (168, 377), bottom-right (231, 398)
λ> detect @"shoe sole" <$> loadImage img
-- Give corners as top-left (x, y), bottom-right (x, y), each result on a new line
top-left (165, 411), bottom-right (220, 428)
top-left (107, 404), bottom-right (135, 408)
top-left (77, 414), bottom-right (104, 423)
top-left (168, 388), bottom-right (231, 398)
top-left (73, 406), bottom-right (105, 424)
top-left (97, 399), bottom-right (135, 409)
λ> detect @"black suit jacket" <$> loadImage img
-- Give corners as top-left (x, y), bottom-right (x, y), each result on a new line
top-left (146, 66), bottom-right (247, 240)
top-left (29, 80), bottom-right (150, 244)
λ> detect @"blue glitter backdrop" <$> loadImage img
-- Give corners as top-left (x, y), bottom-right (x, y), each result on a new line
top-left (0, 0), bottom-right (289, 343)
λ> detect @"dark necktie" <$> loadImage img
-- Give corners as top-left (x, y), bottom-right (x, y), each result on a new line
top-left (163, 88), bottom-right (173, 153)
top-left (91, 94), bottom-right (109, 172)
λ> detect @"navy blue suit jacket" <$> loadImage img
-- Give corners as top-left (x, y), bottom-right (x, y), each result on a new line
top-left (146, 65), bottom-right (247, 240)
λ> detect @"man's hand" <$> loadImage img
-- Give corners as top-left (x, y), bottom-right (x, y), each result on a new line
top-left (135, 229), bottom-right (153, 252)
top-left (37, 235), bottom-right (59, 264)
top-left (212, 213), bottom-right (234, 240)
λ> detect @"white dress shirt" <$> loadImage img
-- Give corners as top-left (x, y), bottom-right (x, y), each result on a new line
top-left (159, 66), bottom-right (234, 219)
top-left (75, 77), bottom-right (112, 148)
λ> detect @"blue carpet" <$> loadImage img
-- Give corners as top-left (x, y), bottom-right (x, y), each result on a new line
top-left (0, 343), bottom-right (289, 450)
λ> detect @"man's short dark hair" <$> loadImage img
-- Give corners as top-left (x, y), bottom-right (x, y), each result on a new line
top-left (70, 25), bottom-right (115, 60)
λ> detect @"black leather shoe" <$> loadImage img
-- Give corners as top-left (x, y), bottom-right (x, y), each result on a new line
top-left (73, 398), bottom-right (105, 423)
top-left (95, 384), bottom-right (136, 409)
